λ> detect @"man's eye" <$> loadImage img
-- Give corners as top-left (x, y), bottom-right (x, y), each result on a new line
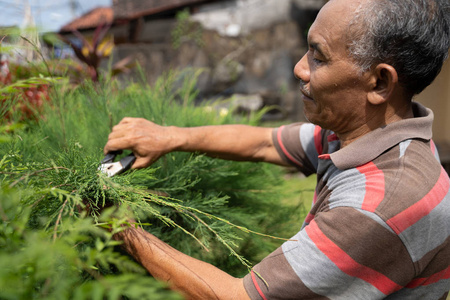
top-left (307, 49), bottom-right (325, 65)
top-left (313, 57), bottom-right (324, 64)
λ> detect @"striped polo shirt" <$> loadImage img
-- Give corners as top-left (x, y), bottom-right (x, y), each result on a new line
top-left (243, 102), bottom-right (450, 299)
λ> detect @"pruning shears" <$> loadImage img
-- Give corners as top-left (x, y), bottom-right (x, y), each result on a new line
top-left (99, 151), bottom-right (136, 177)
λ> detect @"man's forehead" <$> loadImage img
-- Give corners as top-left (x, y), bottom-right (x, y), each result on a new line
top-left (325, 0), bottom-right (367, 8)
top-left (308, 0), bottom-right (364, 47)
top-left (317, 0), bottom-right (364, 26)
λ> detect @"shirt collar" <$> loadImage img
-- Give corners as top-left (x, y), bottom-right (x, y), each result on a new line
top-left (330, 102), bottom-right (433, 170)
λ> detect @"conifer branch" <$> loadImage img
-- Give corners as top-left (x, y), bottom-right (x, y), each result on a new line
top-left (53, 198), bottom-right (69, 242)
top-left (144, 194), bottom-right (295, 242)
top-left (9, 167), bottom-right (71, 188)
top-left (185, 210), bottom-right (252, 269)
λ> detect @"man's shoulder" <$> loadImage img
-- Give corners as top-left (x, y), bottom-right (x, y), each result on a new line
top-left (374, 138), bottom-right (444, 197)
top-left (324, 137), bottom-right (450, 276)
top-left (322, 137), bottom-right (449, 224)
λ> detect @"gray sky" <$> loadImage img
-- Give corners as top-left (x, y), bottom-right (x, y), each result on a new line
top-left (0, 0), bottom-right (111, 32)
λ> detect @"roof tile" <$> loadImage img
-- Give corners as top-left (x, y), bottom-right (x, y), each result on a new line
top-left (60, 7), bottom-right (113, 32)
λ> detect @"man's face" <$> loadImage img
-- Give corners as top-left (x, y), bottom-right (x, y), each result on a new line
top-left (294, 0), bottom-right (371, 134)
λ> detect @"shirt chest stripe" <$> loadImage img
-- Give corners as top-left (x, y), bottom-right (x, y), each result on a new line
top-left (387, 167), bottom-right (450, 235)
top-left (314, 125), bottom-right (323, 155)
top-left (430, 139), bottom-right (441, 162)
top-left (356, 162), bottom-right (385, 212)
top-left (305, 221), bottom-right (403, 295)
top-left (430, 139), bottom-right (436, 156)
top-left (304, 212), bottom-right (315, 225)
top-left (406, 265), bottom-right (450, 288)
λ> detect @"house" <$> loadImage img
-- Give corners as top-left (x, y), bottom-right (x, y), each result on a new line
top-left (59, 7), bottom-right (114, 34)
top-left (56, 7), bottom-right (114, 61)
top-left (59, 0), bottom-right (324, 121)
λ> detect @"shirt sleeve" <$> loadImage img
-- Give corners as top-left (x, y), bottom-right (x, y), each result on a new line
top-left (243, 207), bottom-right (415, 299)
top-left (272, 123), bottom-right (326, 176)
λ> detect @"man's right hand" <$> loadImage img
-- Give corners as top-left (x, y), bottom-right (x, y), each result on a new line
top-left (104, 117), bottom-right (288, 170)
top-left (104, 117), bottom-right (181, 169)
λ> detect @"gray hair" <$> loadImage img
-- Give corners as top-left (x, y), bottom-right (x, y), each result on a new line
top-left (347, 0), bottom-right (449, 95)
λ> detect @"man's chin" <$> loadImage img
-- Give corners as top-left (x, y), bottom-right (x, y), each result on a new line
top-left (303, 106), bottom-right (325, 127)
top-left (303, 109), bottom-right (316, 124)
top-left (301, 93), bottom-right (314, 103)
top-left (303, 99), bottom-right (318, 115)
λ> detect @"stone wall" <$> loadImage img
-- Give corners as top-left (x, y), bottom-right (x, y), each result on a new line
top-left (110, 0), bottom-right (323, 122)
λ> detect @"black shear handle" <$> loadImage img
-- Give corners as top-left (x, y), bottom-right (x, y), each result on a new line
top-left (101, 151), bottom-right (121, 164)
top-left (119, 153), bottom-right (136, 171)
top-left (102, 151), bottom-right (136, 170)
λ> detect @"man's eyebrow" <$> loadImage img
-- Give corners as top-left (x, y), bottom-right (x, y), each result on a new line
top-left (309, 42), bottom-right (328, 57)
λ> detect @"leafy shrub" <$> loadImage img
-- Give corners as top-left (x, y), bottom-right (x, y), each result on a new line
top-left (0, 70), bottom-right (307, 298)
top-left (0, 35), bottom-right (54, 122)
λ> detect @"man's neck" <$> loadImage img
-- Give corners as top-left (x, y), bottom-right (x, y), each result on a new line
top-left (338, 101), bottom-right (414, 148)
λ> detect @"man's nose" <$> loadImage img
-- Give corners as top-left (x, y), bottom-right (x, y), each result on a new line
top-left (294, 54), bottom-right (310, 82)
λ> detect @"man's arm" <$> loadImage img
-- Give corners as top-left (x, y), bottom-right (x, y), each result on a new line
top-left (114, 225), bottom-right (251, 300)
top-left (104, 117), bottom-right (288, 169)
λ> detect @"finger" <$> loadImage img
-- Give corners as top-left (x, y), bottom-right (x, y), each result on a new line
top-left (108, 129), bottom-right (127, 140)
top-left (118, 117), bottom-right (131, 125)
top-left (104, 138), bottom-right (131, 155)
top-left (111, 121), bottom-right (131, 133)
top-left (132, 157), bottom-right (153, 169)
top-left (119, 117), bottom-right (138, 125)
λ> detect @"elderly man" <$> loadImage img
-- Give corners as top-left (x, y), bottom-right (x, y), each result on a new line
top-left (105, 0), bottom-right (450, 298)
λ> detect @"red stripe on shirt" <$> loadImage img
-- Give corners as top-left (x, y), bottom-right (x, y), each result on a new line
top-left (304, 212), bottom-right (315, 224)
top-left (356, 162), bottom-right (385, 212)
top-left (430, 139), bottom-right (437, 155)
top-left (327, 133), bottom-right (339, 142)
top-left (406, 266), bottom-right (450, 288)
top-left (306, 221), bottom-right (403, 295)
top-left (319, 154), bottom-right (331, 160)
top-left (314, 126), bottom-right (323, 155)
top-left (277, 125), bottom-right (302, 167)
top-left (251, 270), bottom-right (268, 300)
top-left (387, 168), bottom-right (450, 235)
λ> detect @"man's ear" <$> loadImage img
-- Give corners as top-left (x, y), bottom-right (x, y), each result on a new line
top-left (367, 63), bottom-right (398, 105)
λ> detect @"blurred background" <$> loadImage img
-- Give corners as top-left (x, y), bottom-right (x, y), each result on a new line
top-left (0, 2), bottom-right (449, 299)
top-left (1, 0), bottom-right (449, 169)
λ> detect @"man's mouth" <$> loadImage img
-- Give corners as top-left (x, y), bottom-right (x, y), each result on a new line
top-left (301, 89), bottom-right (313, 100)
top-left (299, 80), bottom-right (313, 100)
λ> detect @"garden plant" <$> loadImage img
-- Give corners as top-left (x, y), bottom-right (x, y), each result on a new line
top-left (0, 61), bottom-right (313, 299)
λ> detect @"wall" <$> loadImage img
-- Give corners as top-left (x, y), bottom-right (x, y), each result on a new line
top-left (191, 0), bottom-right (326, 36)
top-left (111, 0), bottom-right (322, 121)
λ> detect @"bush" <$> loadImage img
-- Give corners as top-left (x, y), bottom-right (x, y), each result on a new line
top-left (0, 70), bottom-right (307, 299)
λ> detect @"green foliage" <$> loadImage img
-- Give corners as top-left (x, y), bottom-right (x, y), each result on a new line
top-left (0, 70), bottom-right (307, 298)
top-left (171, 9), bottom-right (204, 50)
top-left (0, 179), bottom-right (182, 300)
top-left (0, 76), bottom-right (57, 94)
